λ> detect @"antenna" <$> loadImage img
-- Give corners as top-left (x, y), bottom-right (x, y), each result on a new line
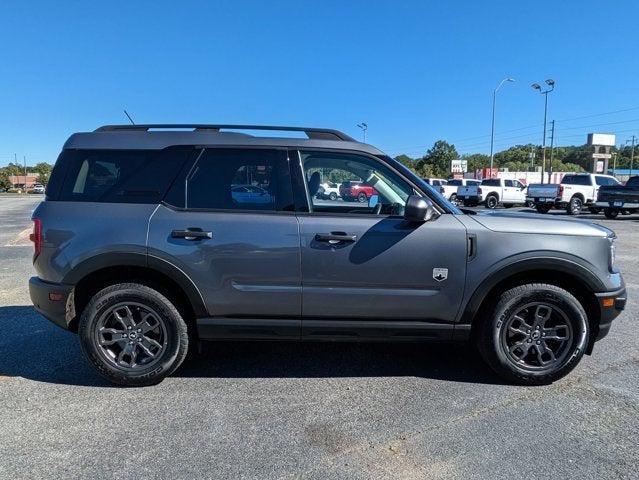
top-left (123, 110), bottom-right (135, 125)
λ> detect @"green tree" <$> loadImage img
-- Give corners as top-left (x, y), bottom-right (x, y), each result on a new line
top-left (416, 140), bottom-right (458, 178)
top-left (31, 162), bottom-right (53, 183)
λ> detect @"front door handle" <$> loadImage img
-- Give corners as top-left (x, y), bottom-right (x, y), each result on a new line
top-left (315, 232), bottom-right (357, 243)
top-left (171, 229), bottom-right (213, 240)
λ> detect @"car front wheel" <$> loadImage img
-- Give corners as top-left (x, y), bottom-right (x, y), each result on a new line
top-left (485, 195), bottom-right (498, 209)
top-left (357, 192), bottom-right (368, 203)
top-left (477, 283), bottom-right (588, 385)
top-left (78, 283), bottom-right (189, 386)
top-left (329, 192), bottom-right (338, 201)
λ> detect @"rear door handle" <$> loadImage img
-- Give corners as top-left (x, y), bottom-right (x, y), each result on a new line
top-left (171, 229), bottom-right (213, 240)
top-left (315, 232), bottom-right (357, 243)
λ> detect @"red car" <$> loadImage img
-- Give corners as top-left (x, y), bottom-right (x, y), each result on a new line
top-left (339, 181), bottom-right (377, 202)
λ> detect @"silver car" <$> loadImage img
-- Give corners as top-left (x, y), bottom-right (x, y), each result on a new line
top-left (28, 124), bottom-right (626, 386)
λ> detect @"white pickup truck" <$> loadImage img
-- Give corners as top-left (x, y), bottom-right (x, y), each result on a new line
top-left (457, 178), bottom-right (528, 209)
top-left (439, 178), bottom-right (481, 205)
top-left (526, 173), bottom-right (620, 215)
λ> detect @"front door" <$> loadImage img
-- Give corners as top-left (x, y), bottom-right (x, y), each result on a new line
top-left (293, 150), bottom-right (468, 333)
top-left (147, 147), bottom-right (301, 336)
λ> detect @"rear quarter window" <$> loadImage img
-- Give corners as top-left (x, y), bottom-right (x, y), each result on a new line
top-left (481, 179), bottom-right (500, 187)
top-left (562, 175), bottom-right (591, 186)
top-left (51, 147), bottom-right (193, 203)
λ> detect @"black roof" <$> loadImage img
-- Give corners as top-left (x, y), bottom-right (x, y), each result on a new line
top-left (63, 124), bottom-right (384, 155)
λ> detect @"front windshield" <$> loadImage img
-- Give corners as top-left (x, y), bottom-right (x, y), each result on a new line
top-left (379, 155), bottom-right (463, 214)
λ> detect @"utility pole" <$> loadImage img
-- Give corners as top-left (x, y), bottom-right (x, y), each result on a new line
top-left (630, 135), bottom-right (635, 177)
top-left (548, 120), bottom-right (555, 183)
top-left (23, 156), bottom-right (27, 190)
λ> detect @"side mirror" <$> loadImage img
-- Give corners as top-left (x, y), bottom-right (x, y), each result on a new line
top-left (404, 195), bottom-right (438, 223)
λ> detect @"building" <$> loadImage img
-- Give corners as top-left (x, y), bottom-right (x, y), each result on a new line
top-left (8, 175), bottom-right (39, 189)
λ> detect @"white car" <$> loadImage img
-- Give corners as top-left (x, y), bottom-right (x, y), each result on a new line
top-left (32, 184), bottom-right (45, 194)
top-left (457, 178), bottom-right (527, 208)
top-left (316, 182), bottom-right (341, 201)
top-left (440, 178), bottom-right (481, 205)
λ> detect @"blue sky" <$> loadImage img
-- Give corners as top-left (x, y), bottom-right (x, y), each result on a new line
top-left (1, 0), bottom-right (638, 166)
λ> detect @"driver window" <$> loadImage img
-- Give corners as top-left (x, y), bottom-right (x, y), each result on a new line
top-left (300, 151), bottom-right (413, 216)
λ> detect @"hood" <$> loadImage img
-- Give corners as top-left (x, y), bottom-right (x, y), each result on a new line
top-left (469, 210), bottom-right (613, 237)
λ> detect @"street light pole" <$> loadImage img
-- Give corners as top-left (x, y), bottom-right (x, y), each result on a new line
top-left (489, 77), bottom-right (515, 178)
top-left (356, 123), bottom-right (368, 143)
top-left (630, 135), bottom-right (635, 177)
top-left (531, 79), bottom-right (555, 184)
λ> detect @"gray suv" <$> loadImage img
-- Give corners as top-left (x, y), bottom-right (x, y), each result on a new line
top-left (29, 124), bottom-right (626, 386)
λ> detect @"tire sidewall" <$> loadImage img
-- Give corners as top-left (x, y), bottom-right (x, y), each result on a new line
top-left (79, 284), bottom-right (187, 385)
top-left (568, 196), bottom-right (582, 215)
top-left (484, 285), bottom-right (589, 384)
top-left (486, 195), bottom-right (498, 209)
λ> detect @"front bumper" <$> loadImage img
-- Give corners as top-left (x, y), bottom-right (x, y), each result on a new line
top-left (592, 284), bottom-right (626, 344)
top-left (29, 277), bottom-right (75, 331)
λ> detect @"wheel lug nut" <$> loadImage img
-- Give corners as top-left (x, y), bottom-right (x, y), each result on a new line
top-left (128, 326), bottom-right (131, 330)
top-left (527, 339), bottom-right (532, 343)
top-left (527, 330), bottom-right (531, 334)
top-left (137, 329), bottom-right (141, 332)
top-left (536, 341), bottom-right (540, 345)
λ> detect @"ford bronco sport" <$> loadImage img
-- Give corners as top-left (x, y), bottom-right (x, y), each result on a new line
top-left (29, 124), bottom-right (626, 386)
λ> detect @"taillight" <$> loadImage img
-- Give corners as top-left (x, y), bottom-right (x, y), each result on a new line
top-left (477, 187), bottom-right (483, 194)
top-left (558, 185), bottom-right (564, 197)
top-left (30, 218), bottom-right (42, 260)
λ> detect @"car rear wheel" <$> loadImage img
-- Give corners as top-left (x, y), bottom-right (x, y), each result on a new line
top-left (604, 208), bottom-right (620, 219)
top-left (477, 283), bottom-right (588, 385)
top-left (535, 204), bottom-right (551, 214)
top-left (485, 195), bottom-right (498, 209)
top-left (567, 196), bottom-right (582, 215)
top-left (503, 203), bottom-right (514, 209)
top-left (329, 192), bottom-right (337, 201)
top-left (357, 192), bottom-right (368, 203)
top-left (78, 283), bottom-right (189, 386)
top-left (450, 194), bottom-right (459, 206)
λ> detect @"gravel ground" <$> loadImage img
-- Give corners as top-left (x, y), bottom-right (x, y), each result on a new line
top-left (0, 196), bottom-right (637, 479)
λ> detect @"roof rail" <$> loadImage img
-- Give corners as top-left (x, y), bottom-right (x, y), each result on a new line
top-left (94, 124), bottom-right (356, 142)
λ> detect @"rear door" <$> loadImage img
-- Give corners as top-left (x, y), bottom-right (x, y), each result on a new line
top-left (291, 149), bottom-right (468, 338)
top-left (147, 147), bottom-right (301, 337)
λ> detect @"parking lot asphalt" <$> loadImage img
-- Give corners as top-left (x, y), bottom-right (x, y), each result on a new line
top-left (0, 195), bottom-right (637, 479)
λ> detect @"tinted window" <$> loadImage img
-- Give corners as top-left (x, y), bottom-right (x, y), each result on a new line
top-left (504, 180), bottom-right (514, 187)
top-left (562, 175), bottom-right (590, 186)
top-left (626, 176), bottom-right (639, 187)
top-left (185, 148), bottom-right (292, 211)
top-left (56, 147), bottom-right (190, 203)
top-left (596, 176), bottom-right (620, 186)
top-left (481, 179), bottom-right (501, 187)
top-left (447, 180), bottom-right (462, 186)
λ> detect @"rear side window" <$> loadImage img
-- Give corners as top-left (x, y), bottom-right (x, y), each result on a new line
top-left (596, 176), bottom-right (620, 186)
top-left (53, 147), bottom-right (192, 203)
top-left (481, 179), bottom-right (500, 186)
top-left (562, 175), bottom-right (590, 186)
top-left (447, 180), bottom-right (462, 186)
top-left (182, 148), bottom-right (293, 211)
top-left (627, 176), bottom-right (639, 187)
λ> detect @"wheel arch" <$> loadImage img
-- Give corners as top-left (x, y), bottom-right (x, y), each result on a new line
top-left (63, 253), bottom-right (207, 332)
top-left (460, 257), bottom-right (602, 351)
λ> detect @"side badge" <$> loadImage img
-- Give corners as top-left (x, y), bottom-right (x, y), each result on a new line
top-left (433, 268), bottom-right (448, 282)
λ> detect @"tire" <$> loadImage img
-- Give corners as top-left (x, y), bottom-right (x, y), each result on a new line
top-left (503, 203), bottom-right (514, 209)
top-left (476, 283), bottom-right (589, 385)
top-left (566, 196), bottom-right (583, 215)
top-left (78, 283), bottom-right (189, 387)
top-left (604, 208), bottom-right (619, 219)
top-left (588, 207), bottom-right (601, 214)
top-left (485, 194), bottom-right (499, 209)
top-left (329, 192), bottom-right (337, 201)
top-left (449, 194), bottom-right (459, 206)
top-left (535, 204), bottom-right (551, 214)
top-left (357, 192), bottom-right (368, 203)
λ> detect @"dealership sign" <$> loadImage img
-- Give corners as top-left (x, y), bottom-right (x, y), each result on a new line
top-left (451, 159), bottom-right (468, 173)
